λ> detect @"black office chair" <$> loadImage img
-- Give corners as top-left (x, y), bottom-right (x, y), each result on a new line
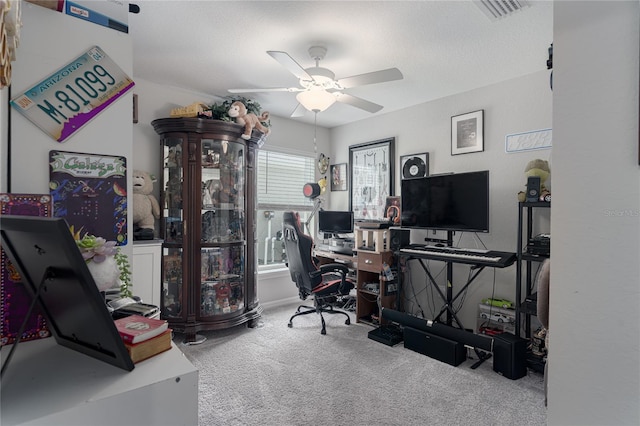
top-left (282, 211), bottom-right (354, 334)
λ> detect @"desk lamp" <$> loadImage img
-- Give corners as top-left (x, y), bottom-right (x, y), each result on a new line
top-left (302, 182), bottom-right (323, 235)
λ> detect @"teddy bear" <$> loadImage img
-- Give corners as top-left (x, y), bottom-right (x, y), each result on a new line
top-left (517, 159), bottom-right (551, 202)
top-left (227, 101), bottom-right (270, 140)
top-left (132, 169), bottom-right (161, 240)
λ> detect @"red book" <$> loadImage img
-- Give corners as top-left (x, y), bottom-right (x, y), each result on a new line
top-left (124, 329), bottom-right (173, 363)
top-left (114, 315), bottom-right (168, 344)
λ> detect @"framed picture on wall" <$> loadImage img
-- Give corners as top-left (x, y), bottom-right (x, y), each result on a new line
top-left (349, 138), bottom-right (395, 220)
top-left (400, 153), bottom-right (429, 180)
top-left (330, 163), bottom-right (348, 191)
top-left (451, 110), bottom-right (484, 155)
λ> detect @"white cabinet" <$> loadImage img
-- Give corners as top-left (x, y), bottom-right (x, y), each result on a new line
top-left (1, 338), bottom-right (198, 426)
top-left (132, 239), bottom-right (162, 306)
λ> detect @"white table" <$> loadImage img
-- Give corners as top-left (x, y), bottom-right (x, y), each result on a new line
top-left (1, 337), bottom-right (198, 425)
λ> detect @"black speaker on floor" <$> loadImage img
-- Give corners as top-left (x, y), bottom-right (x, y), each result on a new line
top-left (492, 332), bottom-right (528, 380)
top-left (403, 326), bottom-right (466, 367)
top-left (389, 228), bottom-right (410, 251)
top-left (381, 308), bottom-right (492, 352)
top-left (526, 176), bottom-right (541, 202)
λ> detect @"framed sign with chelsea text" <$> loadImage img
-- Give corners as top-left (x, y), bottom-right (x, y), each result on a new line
top-left (10, 46), bottom-right (135, 143)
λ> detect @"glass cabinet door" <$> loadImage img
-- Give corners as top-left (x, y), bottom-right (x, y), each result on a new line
top-left (162, 247), bottom-right (183, 318)
top-left (163, 136), bottom-right (184, 243)
top-left (200, 246), bottom-right (245, 316)
top-left (200, 138), bottom-right (245, 317)
top-left (161, 135), bottom-right (185, 318)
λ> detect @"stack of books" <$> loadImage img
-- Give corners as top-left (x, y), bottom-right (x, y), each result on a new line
top-left (114, 315), bottom-right (172, 363)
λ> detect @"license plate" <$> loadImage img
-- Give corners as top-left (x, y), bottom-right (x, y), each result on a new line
top-left (11, 46), bottom-right (134, 143)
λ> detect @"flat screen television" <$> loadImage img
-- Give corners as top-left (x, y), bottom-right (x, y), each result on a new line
top-left (317, 210), bottom-right (354, 235)
top-left (0, 216), bottom-right (135, 373)
top-left (401, 170), bottom-right (489, 233)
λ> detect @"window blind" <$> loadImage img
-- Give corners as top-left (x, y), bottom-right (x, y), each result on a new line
top-left (257, 150), bottom-right (315, 210)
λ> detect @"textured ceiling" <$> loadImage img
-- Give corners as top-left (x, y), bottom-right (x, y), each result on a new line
top-left (129, 0), bottom-right (553, 128)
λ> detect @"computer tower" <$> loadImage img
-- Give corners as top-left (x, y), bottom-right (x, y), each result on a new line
top-left (492, 332), bottom-right (527, 379)
top-left (403, 326), bottom-right (466, 367)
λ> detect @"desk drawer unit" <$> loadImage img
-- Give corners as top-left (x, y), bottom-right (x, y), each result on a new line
top-left (356, 250), bottom-right (395, 326)
top-left (357, 251), bottom-right (393, 273)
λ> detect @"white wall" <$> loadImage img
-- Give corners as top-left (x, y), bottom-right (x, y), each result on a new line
top-left (8, 3), bottom-right (133, 258)
top-left (330, 70), bottom-right (553, 327)
top-left (548, 2), bottom-right (639, 424)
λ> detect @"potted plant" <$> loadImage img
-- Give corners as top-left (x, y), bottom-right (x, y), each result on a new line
top-left (73, 230), bottom-right (133, 297)
top-left (203, 96), bottom-right (271, 128)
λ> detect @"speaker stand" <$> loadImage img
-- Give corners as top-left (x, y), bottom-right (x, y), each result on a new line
top-left (470, 348), bottom-right (492, 369)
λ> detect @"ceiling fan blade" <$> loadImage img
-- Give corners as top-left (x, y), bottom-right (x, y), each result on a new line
top-left (267, 51), bottom-right (314, 81)
top-left (228, 87), bottom-right (303, 94)
top-left (290, 103), bottom-right (306, 118)
top-left (335, 93), bottom-right (383, 113)
top-left (337, 68), bottom-right (403, 89)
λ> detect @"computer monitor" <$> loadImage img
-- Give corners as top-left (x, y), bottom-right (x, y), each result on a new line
top-left (317, 210), bottom-right (354, 235)
top-left (0, 216), bottom-right (134, 372)
top-left (401, 170), bottom-right (490, 233)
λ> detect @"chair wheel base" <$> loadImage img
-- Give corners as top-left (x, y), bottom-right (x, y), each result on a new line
top-left (287, 300), bottom-right (352, 335)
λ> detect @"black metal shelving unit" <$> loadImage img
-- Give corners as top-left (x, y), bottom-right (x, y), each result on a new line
top-left (515, 201), bottom-right (550, 338)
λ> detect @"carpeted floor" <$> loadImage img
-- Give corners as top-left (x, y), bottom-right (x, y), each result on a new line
top-left (176, 302), bottom-right (546, 426)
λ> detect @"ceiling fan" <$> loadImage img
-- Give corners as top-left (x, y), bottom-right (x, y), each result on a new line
top-left (228, 46), bottom-right (403, 117)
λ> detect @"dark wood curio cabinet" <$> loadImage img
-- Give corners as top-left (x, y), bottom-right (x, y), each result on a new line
top-left (152, 118), bottom-right (263, 342)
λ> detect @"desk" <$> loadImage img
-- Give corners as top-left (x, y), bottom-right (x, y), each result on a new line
top-left (314, 249), bottom-right (357, 271)
top-left (1, 338), bottom-right (198, 426)
top-left (315, 249), bottom-right (399, 325)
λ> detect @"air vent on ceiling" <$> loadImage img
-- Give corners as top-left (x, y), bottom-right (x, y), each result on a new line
top-left (475, 0), bottom-right (530, 21)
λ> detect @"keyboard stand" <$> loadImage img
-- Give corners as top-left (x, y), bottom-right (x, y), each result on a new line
top-left (401, 252), bottom-right (494, 368)
top-left (413, 256), bottom-right (486, 329)
top-left (470, 348), bottom-right (493, 369)
top-left (399, 232), bottom-right (513, 321)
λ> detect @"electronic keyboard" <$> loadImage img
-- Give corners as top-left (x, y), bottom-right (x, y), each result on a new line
top-left (399, 245), bottom-right (516, 268)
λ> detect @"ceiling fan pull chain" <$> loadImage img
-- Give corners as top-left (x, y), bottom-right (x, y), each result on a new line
top-left (313, 111), bottom-right (318, 155)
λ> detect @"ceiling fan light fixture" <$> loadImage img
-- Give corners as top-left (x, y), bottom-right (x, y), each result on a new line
top-left (296, 90), bottom-right (336, 113)
top-left (236, 47), bottom-right (403, 117)
top-left (306, 67), bottom-right (335, 82)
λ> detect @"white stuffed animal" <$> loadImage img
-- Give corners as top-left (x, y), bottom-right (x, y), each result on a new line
top-left (132, 170), bottom-right (160, 238)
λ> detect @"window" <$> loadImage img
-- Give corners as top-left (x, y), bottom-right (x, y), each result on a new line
top-left (256, 150), bottom-right (316, 270)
